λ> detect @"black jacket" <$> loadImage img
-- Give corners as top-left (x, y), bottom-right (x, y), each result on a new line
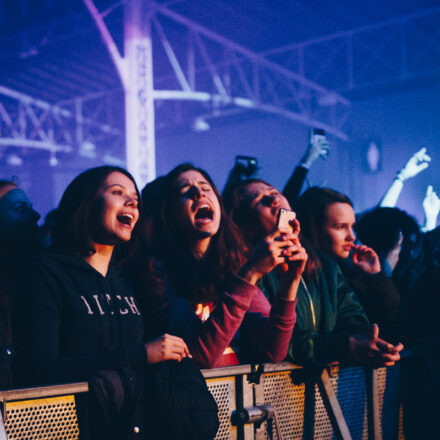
top-left (88, 359), bottom-right (219, 440)
top-left (16, 251), bottom-right (147, 386)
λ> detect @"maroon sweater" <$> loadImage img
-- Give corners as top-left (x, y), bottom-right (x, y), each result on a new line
top-left (141, 264), bottom-right (297, 368)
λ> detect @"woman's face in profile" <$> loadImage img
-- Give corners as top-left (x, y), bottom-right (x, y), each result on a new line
top-left (319, 202), bottom-right (356, 259)
top-left (0, 184), bottom-right (40, 244)
top-left (91, 171), bottom-right (139, 245)
top-left (172, 170), bottom-right (221, 242)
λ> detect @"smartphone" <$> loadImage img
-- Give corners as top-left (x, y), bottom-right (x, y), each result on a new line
top-left (277, 208), bottom-right (296, 231)
top-left (235, 155), bottom-right (258, 176)
top-left (277, 208), bottom-right (296, 271)
top-left (310, 127), bottom-right (326, 144)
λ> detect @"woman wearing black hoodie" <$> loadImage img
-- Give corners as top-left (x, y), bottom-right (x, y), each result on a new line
top-left (16, 166), bottom-right (190, 386)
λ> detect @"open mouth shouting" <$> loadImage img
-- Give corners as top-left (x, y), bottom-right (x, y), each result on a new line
top-left (194, 203), bottom-right (214, 226)
top-left (117, 212), bottom-right (136, 228)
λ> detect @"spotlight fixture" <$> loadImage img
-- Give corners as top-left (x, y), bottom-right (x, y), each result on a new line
top-left (79, 141), bottom-right (97, 158)
top-left (192, 117), bottom-right (210, 133)
top-left (6, 154), bottom-right (23, 166)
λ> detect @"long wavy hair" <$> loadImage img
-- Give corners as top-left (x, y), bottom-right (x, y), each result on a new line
top-left (157, 163), bottom-right (247, 303)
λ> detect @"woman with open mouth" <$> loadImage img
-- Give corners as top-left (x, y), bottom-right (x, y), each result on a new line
top-left (15, 166), bottom-right (195, 438)
top-left (136, 163), bottom-right (308, 368)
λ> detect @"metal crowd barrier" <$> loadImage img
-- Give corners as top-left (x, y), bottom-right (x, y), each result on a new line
top-left (202, 362), bottom-right (404, 440)
top-left (0, 363), bottom-right (403, 440)
top-left (0, 382), bottom-right (88, 440)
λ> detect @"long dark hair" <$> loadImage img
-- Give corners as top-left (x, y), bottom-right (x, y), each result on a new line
top-left (158, 163), bottom-right (247, 303)
top-left (52, 166), bottom-right (141, 261)
top-left (140, 176), bottom-right (165, 256)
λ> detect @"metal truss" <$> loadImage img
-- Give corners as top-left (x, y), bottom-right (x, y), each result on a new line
top-left (151, 2), bottom-right (350, 139)
top-left (263, 6), bottom-right (440, 93)
top-left (84, 0), bottom-right (351, 141)
top-left (0, 85), bottom-right (124, 162)
top-left (1, 0), bottom-right (354, 176)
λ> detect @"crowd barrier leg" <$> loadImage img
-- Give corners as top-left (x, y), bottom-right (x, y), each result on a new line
top-left (317, 369), bottom-right (352, 440)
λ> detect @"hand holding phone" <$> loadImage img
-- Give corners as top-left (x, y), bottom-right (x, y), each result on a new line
top-left (301, 128), bottom-right (329, 168)
top-left (277, 208), bottom-right (296, 271)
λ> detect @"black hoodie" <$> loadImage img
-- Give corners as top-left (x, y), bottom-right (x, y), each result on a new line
top-left (16, 251), bottom-right (147, 386)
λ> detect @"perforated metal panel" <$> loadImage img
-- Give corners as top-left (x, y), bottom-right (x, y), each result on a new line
top-left (4, 395), bottom-right (79, 440)
top-left (206, 376), bottom-right (237, 440)
top-left (376, 365), bottom-right (402, 440)
top-left (313, 380), bottom-right (334, 440)
top-left (333, 366), bottom-right (368, 440)
top-left (261, 370), bottom-right (305, 439)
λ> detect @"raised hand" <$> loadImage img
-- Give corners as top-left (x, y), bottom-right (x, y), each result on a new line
top-left (351, 244), bottom-right (381, 274)
top-left (398, 147), bottom-right (431, 181)
top-left (300, 137), bottom-right (330, 169)
top-left (278, 233), bottom-right (308, 280)
top-left (239, 226), bottom-right (299, 285)
top-left (422, 185), bottom-right (440, 232)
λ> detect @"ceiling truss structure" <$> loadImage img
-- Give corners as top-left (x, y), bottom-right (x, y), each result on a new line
top-left (0, 84), bottom-right (124, 166)
top-left (82, 0), bottom-right (351, 184)
top-left (147, 1), bottom-right (351, 139)
top-left (1, 3), bottom-right (439, 172)
top-left (263, 6), bottom-right (440, 93)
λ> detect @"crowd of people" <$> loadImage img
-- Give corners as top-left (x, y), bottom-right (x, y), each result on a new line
top-left (0, 136), bottom-right (439, 439)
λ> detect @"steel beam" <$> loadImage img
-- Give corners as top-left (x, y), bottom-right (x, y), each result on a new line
top-left (0, 84), bottom-right (122, 161)
top-left (124, 0), bottom-right (156, 186)
top-left (263, 6), bottom-right (440, 92)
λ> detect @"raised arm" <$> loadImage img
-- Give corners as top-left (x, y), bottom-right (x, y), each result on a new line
top-left (422, 185), bottom-right (440, 232)
top-left (380, 148), bottom-right (431, 207)
top-left (142, 226), bottom-right (306, 368)
top-left (140, 261), bottom-right (260, 369)
top-left (283, 132), bottom-right (329, 206)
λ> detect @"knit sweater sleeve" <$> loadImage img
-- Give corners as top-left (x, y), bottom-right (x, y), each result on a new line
top-left (17, 264), bottom-right (147, 386)
top-left (143, 269), bottom-right (260, 369)
top-left (240, 290), bottom-right (297, 363)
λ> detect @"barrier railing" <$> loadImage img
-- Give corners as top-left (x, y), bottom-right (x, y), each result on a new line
top-left (202, 362), bottom-right (404, 440)
top-left (0, 382), bottom-right (88, 440)
top-left (0, 362), bottom-right (404, 440)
